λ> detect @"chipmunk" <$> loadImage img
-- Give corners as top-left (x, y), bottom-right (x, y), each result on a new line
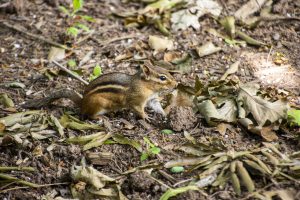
top-left (22, 62), bottom-right (177, 120)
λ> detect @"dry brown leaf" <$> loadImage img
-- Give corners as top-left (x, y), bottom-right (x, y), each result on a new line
top-left (216, 123), bottom-right (230, 135)
top-left (148, 35), bottom-right (174, 52)
top-left (0, 122), bottom-right (5, 133)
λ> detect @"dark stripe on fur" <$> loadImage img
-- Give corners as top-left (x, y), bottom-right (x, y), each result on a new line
top-left (92, 87), bottom-right (125, 94)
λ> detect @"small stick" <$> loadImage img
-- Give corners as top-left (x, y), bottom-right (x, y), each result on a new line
top-left (52, 60), bottom-right (89, 85)
top-left (0, 166), bottom-right (35, 172)
top-left (266, 45), bottom-right (273, 64)
top-left (75, 30), bottom-right (95, 45)
top-left (92, 34), bottom-right (138, 47)
top-left (1, 21), bottom-right (69, 50)
top-left (0, 182), bottom-right (70, 194)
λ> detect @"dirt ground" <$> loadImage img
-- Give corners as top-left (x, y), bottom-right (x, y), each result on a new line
top-left (0, 0), bottom-right (300, 199)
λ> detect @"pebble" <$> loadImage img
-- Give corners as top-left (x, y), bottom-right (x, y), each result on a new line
top-left (273, 32), bottom-right (280, 41)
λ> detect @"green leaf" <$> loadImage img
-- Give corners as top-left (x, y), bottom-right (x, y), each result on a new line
top-left (103, 139), bottom-right (117, 144)
top-left (59, 113), bottom-right (103, 130)
top-left (80, 15), bottom-right (96, 22)
top-left (59, 6), bottom-right (71, 16)
top-left (150, 147), bottom-right (161, 155)
top-left (93, 64), bottom-right (102, 76)
top-left (143, 137), bottom-right (155, 148)
top-left (140, 152), bottom-right (149, 161)
top-left (160, 185), bottom-right (199, 200)
top-left (287, 109), bottom-right (300, 126)
top-left (75, 23), bottom-right (90, 32)
top-left (161, 129), bottom-right (173, 134)
top-left (236, 30), bottom-right (266, 46)
top-left (66, 27), bottom-right (79, 37)
top-left (89, 65), bottom-right (102, 81)
top-left (170, 166), bottom-right (184, 173)
top-left (73, 0), bottom-right (83, 13)
top-left (113, 134), bottom-right (142, 152)
top-left (67, 59), bottom-right (77, 69)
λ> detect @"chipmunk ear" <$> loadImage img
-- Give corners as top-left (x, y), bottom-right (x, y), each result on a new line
top-left (141, 61), bottom-right (153, 80)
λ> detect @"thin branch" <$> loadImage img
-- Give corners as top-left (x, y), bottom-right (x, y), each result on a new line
top-left (0, 182), bottom-right (70, 194)
top-left (1, 21), bottom-right (69, 50)
top-left (91, 33), bottom-right (139, 47)
top-left (52, 60), bottom-right (89, 85)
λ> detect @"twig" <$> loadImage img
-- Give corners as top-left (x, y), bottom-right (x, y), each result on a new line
top-left (260, 16), bottom-right (300, 22)
top-left (1, 21), bottom-right (69, 50)
top-left (52, 60), bottom-right (89, 85)
top-left (148, 174), bottom-right (171, 189)
top-left (158, 170), bottom-right (177, 184)
top-left (0, 173), bottom-right (39, 188)
top-left (0, 166), bottom-right (35, 172)
top-left (0, 182), bottom-right (70, 194)
top-left (75, 30), bottom-right (95, 45)
top-left (173, 178), bottom-right (194, 187)
top-left (92, 33), bottom-right (138, 47)
top-left (266, 45), bottom-right (273, 64)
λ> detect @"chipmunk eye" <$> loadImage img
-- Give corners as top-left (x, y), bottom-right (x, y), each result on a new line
top-left (159, 75), bottom-right (167, 81)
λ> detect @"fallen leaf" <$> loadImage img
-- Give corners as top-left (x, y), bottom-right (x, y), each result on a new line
top-left (115, 51), bottom-right (133, 61)
top-left (236, 161), bottom-right (255, 192)
top-left (171, 9), bottom-right (200, 31)
top-left (216, 123), bottom-right (230, 135)
top-left (48, 47), bottom-right (65, 62)
top-left (160, 185), bottom-right (199, 200)
top-left (220, 61), bottom-right (240, 80)
top-left (143, 0), bottom-right (182, 14)
top-left (196, 42), bottom-right (222, 57)
top-left (234, 0), bottom-right (267, 21)
top-left (113, 134), bottom-right (142, 152)
top-left (49, 115), bottom-right (64, 137)
top-left (5, 82), bottom-right (26, 89)
top-left (59, 113), bottom-right (103, 130)
top-left (148, 35), bottom-right (174, 52)
top-left (219, 16), bottom-right (235, 39)
top-left (195, 174), bottom-right (217, 188)
top-left (197, 99), bottom-right (237, 124)
top-left (161, 129), bottom-right (174, 134)
top-left (0, 94), bottom-right (14, 108)
top-left (0, 122), bottom-right (5, 133)
top-left (238, 84), bottom-right (289, 126)
top-left (71, 165), bottom-right (115, 190)
top-left (164, 51), bottom-right (182, 62)
top-left (236, 30), bottom-right (266, 46)
top-left (263, 189), bottom-right (295, 200)
top-left (238, 118), bottom-right (278, 141)
top-left (171, 0), bottom-right (222, 31)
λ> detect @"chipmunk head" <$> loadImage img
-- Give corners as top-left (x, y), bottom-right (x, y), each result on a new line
top-left (140, 61), bottom-right (177, 91)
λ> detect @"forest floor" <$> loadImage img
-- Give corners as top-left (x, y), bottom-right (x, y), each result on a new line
top-left (0, 0), bottom-right (300, 199)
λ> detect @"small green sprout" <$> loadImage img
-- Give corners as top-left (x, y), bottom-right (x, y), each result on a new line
top-left (67, 59), bottom-right (77, 69)
top-left (140, 137), bottom-right (161, 161)
top-left (59, 0), bottom-right (94, 40)
top-left (89, 64), bottom-right (102, 81)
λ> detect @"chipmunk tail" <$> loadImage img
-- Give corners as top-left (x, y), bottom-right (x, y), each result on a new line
top-left (21, 89), bottom-right (82, 109)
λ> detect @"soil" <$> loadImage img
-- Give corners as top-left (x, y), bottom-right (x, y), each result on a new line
top-left (0, 0), bottom-right (300, 200)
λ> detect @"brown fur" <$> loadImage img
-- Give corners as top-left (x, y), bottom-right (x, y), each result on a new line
top-left (23, 63), bottom-right (177, 119)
